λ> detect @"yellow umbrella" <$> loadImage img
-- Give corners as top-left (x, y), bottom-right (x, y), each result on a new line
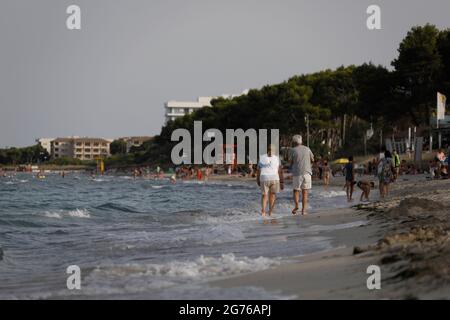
top-left (333, 158), bottom-right (349, 164)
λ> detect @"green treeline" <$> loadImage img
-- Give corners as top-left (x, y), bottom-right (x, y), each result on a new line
top-left (0, 145), bottom-right (49, 165)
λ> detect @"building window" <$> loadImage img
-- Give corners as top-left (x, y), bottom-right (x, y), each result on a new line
top-left (84, 155), bottom-right (91, 159)
top-left (76, 142), bottom-right (82, 146)
top-left (94, 143), bottom-right (99, 147)
top-left (85, 149), bottom-right (91, 153)
top-left (93, 149), bottom-right (99, 153)
top-left (101, 143), bottom-right (107, 147)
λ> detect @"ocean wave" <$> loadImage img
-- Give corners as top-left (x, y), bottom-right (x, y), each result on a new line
top-left (68, 209), bottom-right (90, 218)
top-left (44, 212), bottom-right (62, 219)
top-left (43, 209), bottom-right (91, 219)
top-left (41, 254), bottom-right (280, 298)
top-left (88, 253), bottom-right (279, 287)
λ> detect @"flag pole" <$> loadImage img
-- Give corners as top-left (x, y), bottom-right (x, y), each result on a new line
top-left (438, 115), bottom-right (441, 150)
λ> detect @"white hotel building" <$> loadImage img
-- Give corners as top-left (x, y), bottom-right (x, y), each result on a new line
top-left (164, 90), bottom-right (249, 124)
top-left (165, 97), bottom-right (213, 124)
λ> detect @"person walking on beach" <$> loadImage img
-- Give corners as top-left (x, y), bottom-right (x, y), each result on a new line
top-left (256, 145), bottom-right (284, 217)
top-left (344, 156), bottom-right (355, 202)
top-left (379, 150), bottom-right (395, 199)
top-left (289, 135), bottom-right (314, 215)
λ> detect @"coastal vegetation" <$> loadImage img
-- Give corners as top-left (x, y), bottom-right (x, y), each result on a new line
top-left (0, 144), bottom-right (49, 166)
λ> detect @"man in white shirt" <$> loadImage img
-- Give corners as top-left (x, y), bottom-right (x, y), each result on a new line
top-left (257, 145), bottom-right (284, 217)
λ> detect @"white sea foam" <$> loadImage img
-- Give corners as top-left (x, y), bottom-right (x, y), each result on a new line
top-left (43, 208), bottom-right (90, 219)
top-left (43, 212), bottom-right (62, 219)
top-left (89, 253), bottom-right (279, 286)
top-left (68, 208), bottom-right (91, 218)
top-left (151, 185), bottom-right (164, 189)
top-left (315, 190), bottom-right (347, 198)
top-left (58, 254), bottom-right (281, 298)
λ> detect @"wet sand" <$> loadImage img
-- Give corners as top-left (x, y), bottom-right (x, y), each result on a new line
top-left (210, 176), bottom-right (450, 299)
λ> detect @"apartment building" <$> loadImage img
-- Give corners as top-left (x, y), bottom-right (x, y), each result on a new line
top-left (51, 137), bottom-right (112, 160)
top-left (51, 137), bottom-right (74, 159)
top-left (165, 97), bottom-right (213, 124)
top-left (164, 90), bottom-right (249, 124)
top-left (36, 138), bottom-right (54, 154)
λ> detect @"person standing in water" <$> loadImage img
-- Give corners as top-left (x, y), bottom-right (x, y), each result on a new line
top-left (344, 156), bottom-right (355, 202)
top-left (289, 135), bottom-right (314, 215)
top-left (196, 167), bottom-right (203, 181)
top-left (257, 144), bottom-right (284, 218)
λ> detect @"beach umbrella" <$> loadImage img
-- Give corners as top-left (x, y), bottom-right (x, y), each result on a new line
top-left (333, 158), bottom-right (349, 164)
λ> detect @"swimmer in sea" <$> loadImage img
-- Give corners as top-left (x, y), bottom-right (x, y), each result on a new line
top-left (170, 174), bottom-right (176, 184)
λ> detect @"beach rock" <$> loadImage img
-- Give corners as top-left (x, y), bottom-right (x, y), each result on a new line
top-left (388, 198), bottom-right (448, 218)
top-left (353, 246), bottom-right (365, 255)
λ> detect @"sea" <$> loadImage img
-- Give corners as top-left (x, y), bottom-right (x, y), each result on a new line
top-left (0, 172), bottom-right (362, 299)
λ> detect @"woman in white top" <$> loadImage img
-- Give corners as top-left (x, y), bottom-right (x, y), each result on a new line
top-left (256, 145), bottom-right (284, 217)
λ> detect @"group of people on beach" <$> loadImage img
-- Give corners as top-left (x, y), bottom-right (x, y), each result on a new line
top-left (255, 135), bottom-right (431, 218)
top-left (342, 148), bottom-right (397, 203)
top-left (430, 148), bottom-right (450, 179)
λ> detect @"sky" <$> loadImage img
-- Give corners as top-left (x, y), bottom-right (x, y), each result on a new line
top-left (1, 0), bottom-right (450, 147)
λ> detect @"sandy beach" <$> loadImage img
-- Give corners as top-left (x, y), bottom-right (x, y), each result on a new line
top-left (210, 175), bottom-right (450, 299)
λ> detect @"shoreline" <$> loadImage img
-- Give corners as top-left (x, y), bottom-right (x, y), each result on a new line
top-left (209, 177), bottom-right (450, 299)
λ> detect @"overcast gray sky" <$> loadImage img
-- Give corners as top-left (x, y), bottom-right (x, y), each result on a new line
top-left (1, 0), bottom-right (450, 147)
